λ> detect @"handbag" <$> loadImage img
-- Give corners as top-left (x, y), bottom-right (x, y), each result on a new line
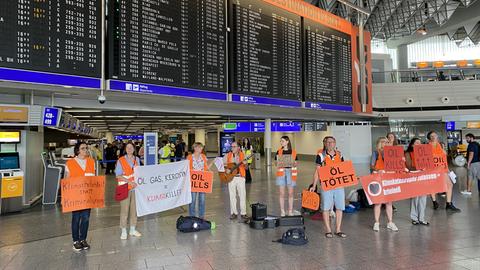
top-left (115, 183), bottom-right (129, 201)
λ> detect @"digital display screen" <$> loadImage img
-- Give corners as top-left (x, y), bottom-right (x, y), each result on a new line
top-left (0, 153), bottom-right (20, 170)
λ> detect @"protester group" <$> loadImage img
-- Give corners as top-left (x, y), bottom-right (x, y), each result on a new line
top-left (62, 131), bottom-right (478, 251)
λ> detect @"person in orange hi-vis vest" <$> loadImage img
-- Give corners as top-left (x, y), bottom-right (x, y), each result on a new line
top-left (310, 136), bottom-right (347, 238)
top-left (275, 136), bottom-right (299, 217)
top-left (187, 142), bottom-right (213, 219)
top-left (223, 141), bottom-right (248, 221)
top-left (65, 142), bottom-right (96, 252)
top-left (427, 131), bottom-right (460, 212)
top-left (370, 137), bottom-right (399, 232)
top-left (115, 142), bottom-right (142, 240)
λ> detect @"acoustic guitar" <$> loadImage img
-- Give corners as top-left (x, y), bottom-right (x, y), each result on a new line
top-left (219, 153), bottom-right (254, 183)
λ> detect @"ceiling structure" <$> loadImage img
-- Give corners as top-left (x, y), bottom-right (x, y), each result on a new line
top-left (305, 0), bottom-right (480, 47)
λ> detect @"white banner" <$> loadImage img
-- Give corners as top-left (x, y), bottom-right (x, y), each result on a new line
top-left (134, 160), bottom-right (191, 217)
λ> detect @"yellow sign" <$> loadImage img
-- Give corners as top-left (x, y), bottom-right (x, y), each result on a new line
top-left (1, 176), bottom-right (24, 198)
top-left (467, 122), bottom-right (480, 129)
top-left (0, 106), bottom-right (28, 123)
top-left (0, 132), bottom-right (21, 143)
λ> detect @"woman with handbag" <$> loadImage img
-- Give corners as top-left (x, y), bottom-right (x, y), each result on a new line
top-left (116, 142), bottom-right (142, 240)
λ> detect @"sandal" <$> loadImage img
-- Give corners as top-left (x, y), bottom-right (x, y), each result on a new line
top-left (419, 221), bottom-right (430, 226)
top-left (335, 232), bottom-right (347, 238)
top-left (412, 220), bottom-right (420, 225)
top-left (325, 232), bottom-right (333, 238)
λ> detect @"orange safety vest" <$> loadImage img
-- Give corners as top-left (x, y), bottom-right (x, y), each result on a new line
top-left (66, 157), bottom-right (95, 178)
top-left (318, 150), bottom-right (342, 166)
top-left (430, 142), bottom-right (445, 155)
top-left (118, 156), bottom-right (138, 190)
top-left (227, 152), bottom-right (246, 177)
top-left (374, 150), bottom-right (385, 171)
top-left (187, 154), bottom-right (208, 171)
top-left (277, 148), bottom-right (298, 181)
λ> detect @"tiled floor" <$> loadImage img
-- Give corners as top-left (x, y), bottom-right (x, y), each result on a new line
top-left (1, 161), bottom-right (479, 270)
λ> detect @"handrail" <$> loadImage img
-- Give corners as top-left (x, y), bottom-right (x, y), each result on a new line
top-left (372, 67), bottom-right (480, 83)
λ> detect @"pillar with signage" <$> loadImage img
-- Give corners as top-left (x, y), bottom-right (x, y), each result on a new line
top-left (144, 132), bottom-right (158, 165)
top-left (265, 118), bottom-right (272, 167)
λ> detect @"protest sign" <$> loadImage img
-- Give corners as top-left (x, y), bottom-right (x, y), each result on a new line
top-left (61, 176), bottom-right (105, 213)
top-left (317, 160), bottom-right (358, 191)
top-left (384, 146), bottom-right (406, 172)
top-left (191, 171), bottom-right (213, 193)
top-left (359, 170), bottom-right (447, 204)
top-left (134, 160), bottom-right (191, 217)
top-left (414, 144), bottom-right (434, 171)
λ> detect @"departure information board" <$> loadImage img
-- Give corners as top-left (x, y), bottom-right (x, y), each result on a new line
top-left (304, 19), bottom-right (352, 106)
top-left (231, 0), bottom-right (302, 103)
top-left (108, 0), bottom-right (226, 94)
top-left (0, 0), bottom-right (102, 87)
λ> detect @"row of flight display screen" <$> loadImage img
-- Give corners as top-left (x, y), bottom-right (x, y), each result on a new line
top-left (0, 0), bottom-right (363, 108)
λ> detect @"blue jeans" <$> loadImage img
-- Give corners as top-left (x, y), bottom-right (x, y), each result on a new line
top-left (189, 192), bottom-right (206, 218)
top-left (72, 209), bottom-right (91, 242)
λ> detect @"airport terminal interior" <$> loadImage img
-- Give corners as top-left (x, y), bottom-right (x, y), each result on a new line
top-left (1, 0), bottom-right (480, 269)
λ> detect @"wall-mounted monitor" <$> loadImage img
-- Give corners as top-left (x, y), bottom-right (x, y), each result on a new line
top-left (0, 131), bottom-right (21, 143)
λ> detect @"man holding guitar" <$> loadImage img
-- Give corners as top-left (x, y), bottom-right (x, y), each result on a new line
top-left (223, 141), bottom-right (249, 221)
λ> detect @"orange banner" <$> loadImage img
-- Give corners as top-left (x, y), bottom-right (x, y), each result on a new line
top-left (263, 0), bottom-right (352, 34)
top-left (61, 176), bottom-right (105, 213)
top-left (302, 190), bottom-right (320, 210)
top-left (317, 160), bottom-right (358, 191)
top-left (359, 170), bottom-right (447, 204)
top-left (191, 171), bottom-right (213, 193)
top-left (384, 146), bottom-right (406, 172)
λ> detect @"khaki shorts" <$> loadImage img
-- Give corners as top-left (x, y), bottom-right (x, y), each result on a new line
top-left (468, 162), bottom-right (480, 180)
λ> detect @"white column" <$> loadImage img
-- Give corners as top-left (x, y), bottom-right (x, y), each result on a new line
top-left (105, 132), bottom-right (114, 143)
top-left (195, 129), bottom-right (206, 145)
top-left (264, 118), bottom-right (272, 167)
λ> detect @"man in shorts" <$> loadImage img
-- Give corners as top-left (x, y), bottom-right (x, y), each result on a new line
top-left (310, 136), bottom-right (347, 238)
top-left (462, 133), bottom-right (480, 195)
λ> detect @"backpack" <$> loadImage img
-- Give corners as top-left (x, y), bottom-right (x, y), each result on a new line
top-left (275, 228), bottom-right (308, 246)
top-left (176, 216), bottom-right (213, 233)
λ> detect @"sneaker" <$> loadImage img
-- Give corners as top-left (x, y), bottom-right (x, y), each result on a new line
top-left (229, 214), bottom-right (237, 220)
top-left (387, 222), bottom-right (399, 232)
top-left (446, 204), bottom-right (461, 212)
top-left (72, 241), bottom-right (83, 252)
top-left (432, 200), bottom-right (439, 210)
top-left (80, 240), bottom-right (90, 250)
top-left (280, 210), bottom-right (286, 217)
top-left (291, 210), bottom-right (301, 216)
top-left (120, 230), bottom-right (127, 240)
top-left (461, 191), bottom-right (472, 196)
top-left (373, 222), bottom-right (380, 232)
top-left (129, 230), bottom-right (142, 237)
top-left (241, 215), bottom-right (249, 222)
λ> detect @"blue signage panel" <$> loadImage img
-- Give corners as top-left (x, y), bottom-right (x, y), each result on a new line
top-left (109, 80), bottom-right (227, 101)
top-left (305, 101), bottom-right (353, 112)
top-left (272, 122), bottom-right (302, 132)
top-left (231, 94), bottom-right (302, 107)
top-left (0, 68), bottom-right (101, 89)
top-left (446, 121), bottom-right (455, 131)
top-left (42, 107), bottom-right (61, 127)
top-left (223, 121), bottom-right (300, 132)
top-left (115, 135), bottom-right (144, 141)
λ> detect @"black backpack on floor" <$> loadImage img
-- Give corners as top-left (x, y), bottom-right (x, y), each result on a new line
top-left (357, 188), bottom-right (372, 209)
top-left (275, 227), bottom-right (308, 246)
top-left (176, 216), bottom-right (211, 233)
